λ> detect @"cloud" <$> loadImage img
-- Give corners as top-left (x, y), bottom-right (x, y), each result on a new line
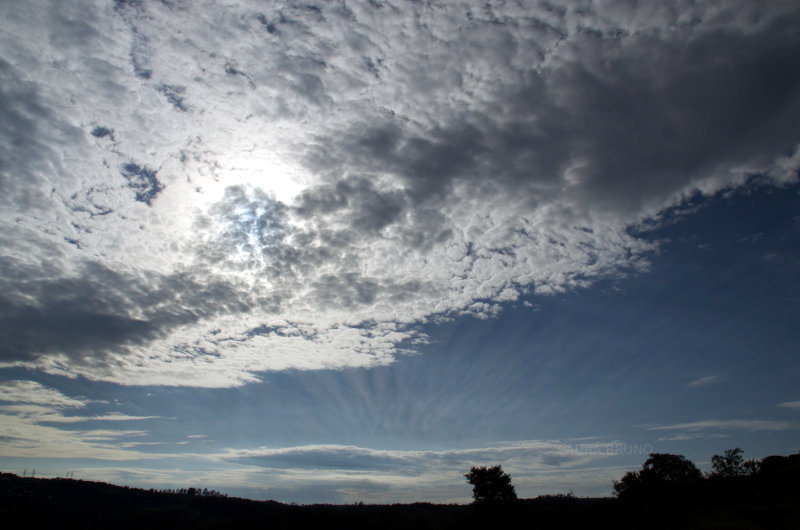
top-left (1, 1), bottom-right (799, 386)
top-left (72, 459), bottom-right (632, 503)
top-left (777, 401), bottom-right (800, 410)
top-left (224, 439), bottom-right (632, 475)
top-left (655, 433), bottom-right (730, 442)
top-left (688, 375), bottom-right (726, 388)
top-left (0, 380), bottom-right (85, 408)
top-left (19, 454), bottom-right (627, 503)
top-left (0, 380), bottom-right (164, 459)
top-left (649, 419), bottom-right (798, 433)
top-left (205, 439), bottom-right (641, 502)
top-left (0, 406), bottom-right (160, 424)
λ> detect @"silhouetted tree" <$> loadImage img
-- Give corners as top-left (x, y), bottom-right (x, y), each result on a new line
top-left (465, 465), bottom-right (517, 504)
top-left (742, 459), bottom-right (760, 475)
top-left (759, 454), bottom-right (797, 474)
top-left (709, 448), bottom-right (759, 477)
top-left (613, 470), bottom-right (642, 497)
top-left (641, 453), bottom-right (701, 483)
top-left (614, 453), bottom-right (701, 497)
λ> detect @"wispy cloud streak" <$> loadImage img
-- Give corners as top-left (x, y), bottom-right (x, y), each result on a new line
top-left (649, 419), bottom-right (797, 432)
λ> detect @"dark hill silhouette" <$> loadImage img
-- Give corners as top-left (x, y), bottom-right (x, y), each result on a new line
top-left (2, 450), bottom-right (799, 529)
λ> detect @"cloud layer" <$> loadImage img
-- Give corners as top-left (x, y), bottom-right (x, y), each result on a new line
top-left (0, 380), bottom-right (164, 459)
top-left (219, 439), bottom-right (632, 502)
top-left (2, 1), bottom-right (799, 386)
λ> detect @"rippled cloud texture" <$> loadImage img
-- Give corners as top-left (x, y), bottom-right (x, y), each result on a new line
top-left (2, 0), bottom-right (800, 388)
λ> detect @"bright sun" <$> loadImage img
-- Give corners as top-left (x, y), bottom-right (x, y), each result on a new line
top-left (155, 145), bottom-right (309, 279)
top-left (191, 149), bottom-right (305, 210)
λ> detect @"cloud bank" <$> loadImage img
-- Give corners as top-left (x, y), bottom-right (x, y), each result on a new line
top-left (1, 1), bottom-right (799, 386)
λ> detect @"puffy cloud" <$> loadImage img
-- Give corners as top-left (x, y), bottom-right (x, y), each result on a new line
top-left (1, 1), bottom-right (799, 386)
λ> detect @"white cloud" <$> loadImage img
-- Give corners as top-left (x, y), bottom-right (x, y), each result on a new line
top-left (777, 401), bottom-right (800, 410)
top-left (2, 1), bottom-right (799, 386)
top-left (0, 412), bottom-right (163, 460)
top-left (0, 436), bottom-right (643, 502)
top-left (214, 439), bottom-right (639, 501)
top-left (113, 460), bottom-right (628, 503)
top-left (688, 375), bottom-right (726, 388)
top-left (0, 380), bottom-right (86, 408)
top-left (0, 380), bottom-right (164, 459)
top-left (223, 439), bottom-right (638, 478)
top-left (655, 433), bottom-right (731, 442)
top-left (649, 419), bottom-right (798, 432)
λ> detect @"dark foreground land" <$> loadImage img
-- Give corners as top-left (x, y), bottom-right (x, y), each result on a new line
top-left (2, 465), bottom-right (800, 529)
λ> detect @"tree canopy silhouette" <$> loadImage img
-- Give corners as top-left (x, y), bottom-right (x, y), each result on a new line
top-left (613, 453), bottom-right (701, 498)
top-left (464, 465), bottom-right (517, 504)
top-left (709, 447), bottom-right (759, 477)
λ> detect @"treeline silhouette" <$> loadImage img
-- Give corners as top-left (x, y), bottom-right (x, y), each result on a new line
top-left (1, 448), bottom-right (798, 529)
top-left (157, 487), bottom-right (227, 497)
top-left (606, 448), bottom-right (800, 528)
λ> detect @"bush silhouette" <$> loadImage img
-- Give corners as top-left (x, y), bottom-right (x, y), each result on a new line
top-left (464, 465), bottom-right (517, 504)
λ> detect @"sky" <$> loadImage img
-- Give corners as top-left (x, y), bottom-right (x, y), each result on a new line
top-left (1, 0), bottom-right (799, 504)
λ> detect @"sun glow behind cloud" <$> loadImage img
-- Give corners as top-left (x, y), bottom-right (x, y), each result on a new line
top-left (191, 149), bottom-right (306, 208)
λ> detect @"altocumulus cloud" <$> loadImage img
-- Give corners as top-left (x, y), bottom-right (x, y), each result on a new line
top-left (1, 1), bottom-right (799, 387)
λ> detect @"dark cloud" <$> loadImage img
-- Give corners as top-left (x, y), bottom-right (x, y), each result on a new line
top-left (292, 172), bottom-right (453, 260)
top-left (301, 123), bottom-right (485, 206)
top-left (299, 11), bottom-right (800, 220)
top-left (0, 255), bottom-right (255, 366)
top-left (0, 59), bottom-right (79, 212)
top-left (548, 22), bottom-right (800, 213)
top-left (0, 258), bottom-right (159, 363)
top-left (308, 273), bottom-right (432, 310)
top-left (0, 300), bottom-right (153, 364)
top-left (294, 175), bottom-right (406, 233)
top-left (310, 274), bottom-right (380, 308)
